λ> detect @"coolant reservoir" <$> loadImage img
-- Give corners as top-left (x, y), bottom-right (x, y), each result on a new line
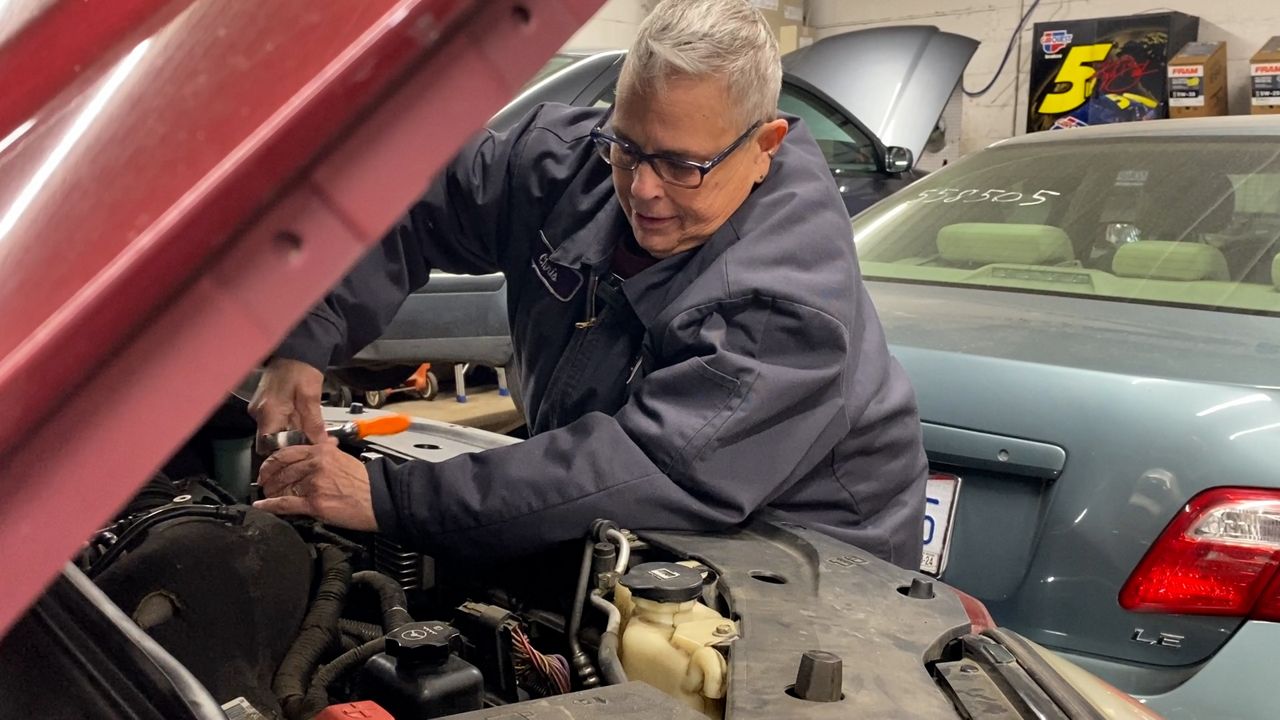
top-left (614, 562), bottom-right (737, 719)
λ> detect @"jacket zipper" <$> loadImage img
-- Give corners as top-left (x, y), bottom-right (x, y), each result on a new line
top-left (537, 275), bottom-right (601, 431)
top-left (575, 273), bottom-right (600, 329)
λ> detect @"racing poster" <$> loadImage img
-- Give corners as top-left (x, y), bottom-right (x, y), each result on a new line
top-left (1027, 13), bottom-right (1199, 133)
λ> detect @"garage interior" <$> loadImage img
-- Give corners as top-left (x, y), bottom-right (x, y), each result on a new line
top-left (415, 0), bottom-right (1280, 432)
top-left (314, 3), bottom-right (1280, 719)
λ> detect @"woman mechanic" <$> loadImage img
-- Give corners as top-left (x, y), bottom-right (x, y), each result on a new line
top-left (250, 0), bottom-right (928, 569)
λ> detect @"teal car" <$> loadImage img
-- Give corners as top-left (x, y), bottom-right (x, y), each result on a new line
top-left (854, 116), bottom-right (1280, 720)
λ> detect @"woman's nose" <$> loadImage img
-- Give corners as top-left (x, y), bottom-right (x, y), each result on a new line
top-left (630, 160), bottom-right (664, 200)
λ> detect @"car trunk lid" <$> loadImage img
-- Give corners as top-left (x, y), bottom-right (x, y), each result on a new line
top-left (871, 280), bottom-right (1280, 668)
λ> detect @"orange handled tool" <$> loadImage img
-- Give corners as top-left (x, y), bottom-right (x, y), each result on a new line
top-left (345, 414), bottom-right (411, 440)
top-left (257, 413), bottom-right (412, 454)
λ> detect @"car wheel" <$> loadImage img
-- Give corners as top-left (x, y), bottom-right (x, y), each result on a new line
top-left (422, 372), bottom-right (439, 401)
top-left (335, 385), bottom-right (353, 408)
top-left (364, 390), bottom-right (386, 408)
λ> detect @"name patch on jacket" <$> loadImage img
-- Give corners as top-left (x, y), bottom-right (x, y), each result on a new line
top-left (533, 231), bottom-right (583, 302)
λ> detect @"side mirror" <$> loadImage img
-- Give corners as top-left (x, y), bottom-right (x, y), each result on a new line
top-left (885, 146), bottom-right (914, 173)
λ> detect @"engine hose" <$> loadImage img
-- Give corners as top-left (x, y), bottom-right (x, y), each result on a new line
top-left (301, 522), bottom-right (368, 558)
top-left (338, 633), bottom-right (362, 654)
top-left (299, 638), bottom-right (385, 719)
top-left (350, 571), bottom-right (414, 632)
top-left (589, 591), bottom-right (628, 686)
top-left (566, 537), bottom-right (600, 689)
top-left (339, 618), bottom-right (385, 644)
top-left (273, 545), bottom-right (353, 720)
top-left (604, 529), bottom-right (631, 575)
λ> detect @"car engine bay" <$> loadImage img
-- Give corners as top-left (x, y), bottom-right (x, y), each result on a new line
top-left (67, 472), bottom-right (740, 719)
top-left (0, 396), bottom-right (745, 720)
top-left (0, 396), bottom-right (1108, 720)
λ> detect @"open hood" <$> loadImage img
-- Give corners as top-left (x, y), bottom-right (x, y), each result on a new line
top-left (0, 0), bottom-right (602, 638)
top-left (784, 26), bottom-right (977, 163)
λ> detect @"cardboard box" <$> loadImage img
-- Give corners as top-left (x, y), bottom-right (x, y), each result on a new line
top-left (782, 0), bottom-right (804, 25)
top-left (778, 24), bottom-right (815, 54)
top-left (749, 0), bottom-right (805, 50)
top-left (799, 25), bottom-right (816, 50)
top-left (1251, 36), bottom-right (1280, 115)
top-left (1169, 41), bottom-right (1228, 118)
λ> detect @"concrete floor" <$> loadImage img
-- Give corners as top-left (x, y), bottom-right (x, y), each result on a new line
top-left (377, 384), bottom-right (524, 435)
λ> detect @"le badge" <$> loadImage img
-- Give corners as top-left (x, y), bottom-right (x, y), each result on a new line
top-left (533, 230), bottom-right (583, 302)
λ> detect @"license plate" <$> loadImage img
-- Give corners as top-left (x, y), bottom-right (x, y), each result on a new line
top-left (921, 473), bottom-right (961, 576)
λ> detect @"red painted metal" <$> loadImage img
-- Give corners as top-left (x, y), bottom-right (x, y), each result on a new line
top-left (0, 0), bottom-right (603, 638)
top-left (0, 0), bottom-right (189, 142)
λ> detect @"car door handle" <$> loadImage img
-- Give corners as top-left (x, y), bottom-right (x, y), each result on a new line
top-left (921, 422), bottom-right (1066, 480)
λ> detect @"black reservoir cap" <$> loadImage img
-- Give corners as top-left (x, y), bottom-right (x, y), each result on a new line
top-left (619, 562), bottom-right (703, 603)
top-left (385, 622), bottom-right (460, 668)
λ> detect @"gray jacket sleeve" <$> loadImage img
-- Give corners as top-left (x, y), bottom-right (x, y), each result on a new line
top-left (369, 295), bottom-right (853, 560)
top-left (273, 112), bottom-right (540, 369)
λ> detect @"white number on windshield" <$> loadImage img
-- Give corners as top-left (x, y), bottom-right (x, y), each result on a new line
top-left (917, 188), bottom-right (1061, 207)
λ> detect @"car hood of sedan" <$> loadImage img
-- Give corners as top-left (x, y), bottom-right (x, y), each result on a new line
top-left (783, 26), bottom-right (977, 162)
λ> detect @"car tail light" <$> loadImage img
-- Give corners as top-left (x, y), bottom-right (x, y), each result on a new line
top-left (1251, 571), bottom-right (1280, 621)
top-left (952, 587), bottom-right (996, 633)
top-left (1120, 488), bottom-right (1280, 619)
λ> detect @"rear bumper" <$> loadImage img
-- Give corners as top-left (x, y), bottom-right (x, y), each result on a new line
top-left (1055, 620), bottom-right (1279, 720)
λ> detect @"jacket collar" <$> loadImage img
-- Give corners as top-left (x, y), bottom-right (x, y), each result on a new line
top-left (540, 174), bottom-right (753, 332)
top-left (543, 162), bottom-right (624, 269)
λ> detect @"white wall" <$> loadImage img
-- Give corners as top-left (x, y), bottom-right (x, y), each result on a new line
top-left (561, 0), bottom-right (654, 52)
top-left (808, 0), bottom-right (1279, 155)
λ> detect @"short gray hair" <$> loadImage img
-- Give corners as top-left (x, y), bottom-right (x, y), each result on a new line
top-left (619, 0), bottom-right (782, 125)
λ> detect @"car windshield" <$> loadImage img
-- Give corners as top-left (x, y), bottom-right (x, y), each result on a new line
top-left (853, 136), bottom-right (1280, 316)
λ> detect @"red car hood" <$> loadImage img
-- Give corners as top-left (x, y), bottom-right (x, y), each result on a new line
top-left (0, 0), bottom-right (601, 637)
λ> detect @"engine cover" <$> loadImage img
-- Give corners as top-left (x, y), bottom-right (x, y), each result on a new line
top-left (93, 506), bottom-right (313, 714)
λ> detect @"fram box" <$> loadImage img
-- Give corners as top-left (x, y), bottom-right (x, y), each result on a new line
top-left (1251, 36), bottom-right (1280, 115)
top-left (1169, 41), bottom-right (1228, 118)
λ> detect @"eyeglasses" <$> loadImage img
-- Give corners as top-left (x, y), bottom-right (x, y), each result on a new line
top-left (590, 107), bottom-right (762, 189)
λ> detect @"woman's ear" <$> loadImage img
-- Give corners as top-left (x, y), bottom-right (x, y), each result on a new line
top-left (757, 118), bottom-right (789, 156)
top-left (755, 118), bottom-right (789, 181)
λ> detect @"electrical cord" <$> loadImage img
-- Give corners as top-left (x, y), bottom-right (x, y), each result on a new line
top-left (299, 638), bottom-right (386, 719)
top-left (512, 625), bottom-right (572, 696)
top-left (273, 545), bottom-right (353, 720)
top-left (349, 571), bottom-right (413, 632)
top-left (964, 0), bottom-right (1044, 97)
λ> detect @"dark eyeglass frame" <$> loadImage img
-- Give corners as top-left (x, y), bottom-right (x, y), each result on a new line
top-left (589, 106), bottom-right (763, 189)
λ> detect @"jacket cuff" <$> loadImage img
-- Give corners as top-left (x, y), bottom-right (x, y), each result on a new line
top-left (367, 456), bottom-right (402, 540)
